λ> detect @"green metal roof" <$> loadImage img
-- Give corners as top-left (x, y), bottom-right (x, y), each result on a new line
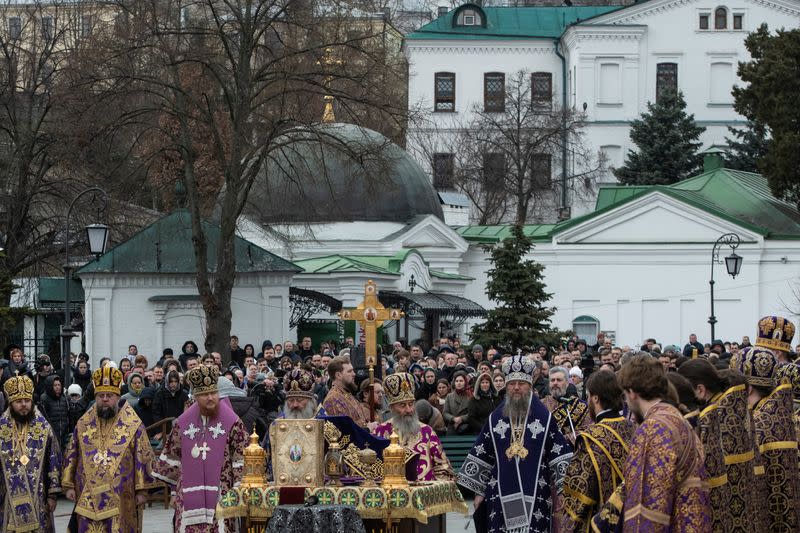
top-left (76, 210), bottom-right (301, 275)
top-left (406, 6), bottom-right (623, 41)
top-left (294, 250), bottom-right (473, 280)
top-left (457, 167), bottom-right (800, 242)
top-left (454, 224), bottom-right (557, 244)
top-left (38, 277), bottom-right (84, 303)
top-left (588, 168), bottom-right (800, 238)
top-left (294, 255), bottom-right (400, 276)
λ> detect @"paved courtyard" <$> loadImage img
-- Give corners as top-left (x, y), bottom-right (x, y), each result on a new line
top-left (54, 498), bottom-right (474, 532)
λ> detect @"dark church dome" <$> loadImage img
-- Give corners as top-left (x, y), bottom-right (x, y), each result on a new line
top-left (244, 123), bottom-right (443, 224)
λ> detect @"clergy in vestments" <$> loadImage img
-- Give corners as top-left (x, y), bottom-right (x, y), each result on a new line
top-left (737, 342), bottom-right (800, 532)
top-left (563, 370), bottom-right (633, 532)
top-left (617, 355), bottom-right (711, 532)
top-left (540, 367), bottom-right (591, 445)
top-left (0, 375), bottom-right (61, 532)
top-left (373, 372), bottom-right (453, 481)
top-left (458, 355), bottom-right (573, 533)
top-left (322, 356), bottom-right (372, 428)
top-left (776, 362), bottom-right (800, 471)
top-left (62, 366), bottom-right (157, 533)
top-left (677, 359), bottom-right (733, 532)
top-left (716, 370), bottom-right (763, 533)
top-left (153, 364), bottom-right (247, 532)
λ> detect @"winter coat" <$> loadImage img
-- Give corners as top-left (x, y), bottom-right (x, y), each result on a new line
top-left (218, 376), bottom-right (268, 440)
top-left (1, 359), bottom-right (32, 386)
top-left (33, 372), bottom-right (52, 404)
top-left (467, 373), bottom-right (500, 434)
top-left (153, 370), bottom-right (189, 422)
top-left (442, 390), bottom-right (471, 435)
top-left (67, 397), bottom-right (88, 435)
top-left (178, 340), bottom-right (200, 371)
top-left (72, 366), bottom-right (92, 391)
top-left (135, 386), bottom-right (157, 430)
top-left (38, 375), bottom-right (70, 444)
top-left (120, 373), bottom-right (145, 409)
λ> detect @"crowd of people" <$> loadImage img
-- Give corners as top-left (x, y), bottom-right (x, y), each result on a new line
top-left (0, 317), bottom-right (799, 532)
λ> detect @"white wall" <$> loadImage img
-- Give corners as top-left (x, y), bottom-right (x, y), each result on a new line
top-left (462, 237), bottom-right (800, 348)
top-left (78, 273), bottom-right (293, 366)
top-left (406, 2), bottom-right (800, 218)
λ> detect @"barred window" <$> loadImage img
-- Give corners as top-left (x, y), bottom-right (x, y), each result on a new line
top-left (8, 17), bottom-right (21, 40)
top-left (531, 72), bottom-right (553, 109)
top-left (81, 15), bottom-right (93, 37)
top-left (434, 72), bottom-right (455, 112)
top-left (483, 153), bottom-right (505, 192)
top-left (432, 153), bottom-right (454, 189)
top-left (484, 73), bottom-right (505, 113)
top-left (531, 154), bottom-right (552, 190)
top-left (656, 63), bottom-right (678, 103)
top-left (41, 17), bottom-right (52, 40)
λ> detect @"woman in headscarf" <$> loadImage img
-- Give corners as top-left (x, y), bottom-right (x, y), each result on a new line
top-left (416, 368), bottom-right (438, 401)
top-left (467, 372), bottom-right (499, 433)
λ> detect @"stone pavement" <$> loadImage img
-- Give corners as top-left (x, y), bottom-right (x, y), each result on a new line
top-left (53, 498), bottom-right (475, 532)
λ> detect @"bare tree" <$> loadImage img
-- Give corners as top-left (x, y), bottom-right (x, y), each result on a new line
top-left (75, 0), bottom-right (408, 356)
top-left (410, 70), bottom-right (602, 225)
top-left (0, 0), bottom-right (105, 340)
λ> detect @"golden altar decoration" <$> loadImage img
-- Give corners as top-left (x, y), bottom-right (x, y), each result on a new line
top-left (242, 426), bottom-right (267, 488)
top-left (381, 430), bottom-right (409, 489)
top-left (270, 419), bottom-right (324, 487)
top-left (216, 480), bottom-right (468, 524)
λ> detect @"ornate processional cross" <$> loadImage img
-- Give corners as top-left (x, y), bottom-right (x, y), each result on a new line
top-left (338, 280), bottom-right (404, 421)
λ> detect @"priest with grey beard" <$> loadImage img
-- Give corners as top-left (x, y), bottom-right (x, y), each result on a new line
top-left (458, 355), bottom-right (573, 533)
top-left (262, 368), bottom-right (320, 472)
top-left (372, 372), bottom-right (454, 481)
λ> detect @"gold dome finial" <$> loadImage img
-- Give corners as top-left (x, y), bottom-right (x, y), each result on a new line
top-left (318, 48), bottom-right (342, 123)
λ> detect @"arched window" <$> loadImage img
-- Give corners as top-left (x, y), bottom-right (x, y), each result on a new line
top-left (452, 4), bottom-right (487, 28)
top-left (715, 7), bottom-right (727, 29)
top-left (572, 316), bottom-right (600, 346)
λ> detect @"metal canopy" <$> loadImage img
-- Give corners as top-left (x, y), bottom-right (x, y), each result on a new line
top-left (378, 290), bottom-right (486, 319)
top-left (289, 287), bottom-right (343, 329)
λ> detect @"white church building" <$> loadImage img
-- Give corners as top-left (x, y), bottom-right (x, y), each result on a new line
top-left (404, 1), bottom-right (800, 220)
top-left (24, 2), bottom-right (800, 362)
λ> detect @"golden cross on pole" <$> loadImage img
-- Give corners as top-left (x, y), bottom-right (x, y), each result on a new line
top-left (317, 47), bottom-right (343, 123)
top-left (338, 280), bottom-right (404, 422)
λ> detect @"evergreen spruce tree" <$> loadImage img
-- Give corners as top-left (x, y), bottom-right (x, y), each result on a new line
top-left (470, 225), bottom-right (561, 351)
top-left (724, 121), bottom-right (769, 172)
top-left (733, 25), bottom-right (800, 208)
top-left (613, 91), bottom-right (705, 185)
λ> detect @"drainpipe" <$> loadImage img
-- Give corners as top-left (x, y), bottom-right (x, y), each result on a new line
top-left (554, 38), bottom-right (568, 213)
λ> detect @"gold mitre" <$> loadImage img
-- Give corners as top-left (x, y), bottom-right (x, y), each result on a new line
top-left (3, 374), bottom-right (34, 403)
top-left (92, 366), bottom-right (124, 395)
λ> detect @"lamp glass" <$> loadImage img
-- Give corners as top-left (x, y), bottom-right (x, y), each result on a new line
top-left (725, 252), bottom-right (742, 278)
top-left (86, 223), bottom-right (109, 256)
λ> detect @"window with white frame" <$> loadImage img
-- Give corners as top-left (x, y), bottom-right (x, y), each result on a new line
top-left (709, 61), bottom-right (734, 104)
top-left (699, 12), bottom-right (710, 29)
top-left (598, 62), bottom-right (621, 105)
top-left (733, 12), bottom-right (743, 30)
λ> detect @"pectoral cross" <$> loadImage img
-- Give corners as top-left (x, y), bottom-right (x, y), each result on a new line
top-left (338, 280), bottom-right (404, 422)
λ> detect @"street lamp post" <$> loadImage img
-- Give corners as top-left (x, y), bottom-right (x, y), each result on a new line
top-left (709, 233), bottom-right (743, 342)
top-left (62, 187), bottom-right (109, 387)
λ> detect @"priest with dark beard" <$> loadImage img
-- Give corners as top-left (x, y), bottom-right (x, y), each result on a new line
top-left (0, 374), bottom-right (62, 532)
top-left (373, 372), bottom-right (454, 481)
top-left (458, 355), bottom-right (573, 533)
top-left (63, 366), bottom-right (156, 533)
